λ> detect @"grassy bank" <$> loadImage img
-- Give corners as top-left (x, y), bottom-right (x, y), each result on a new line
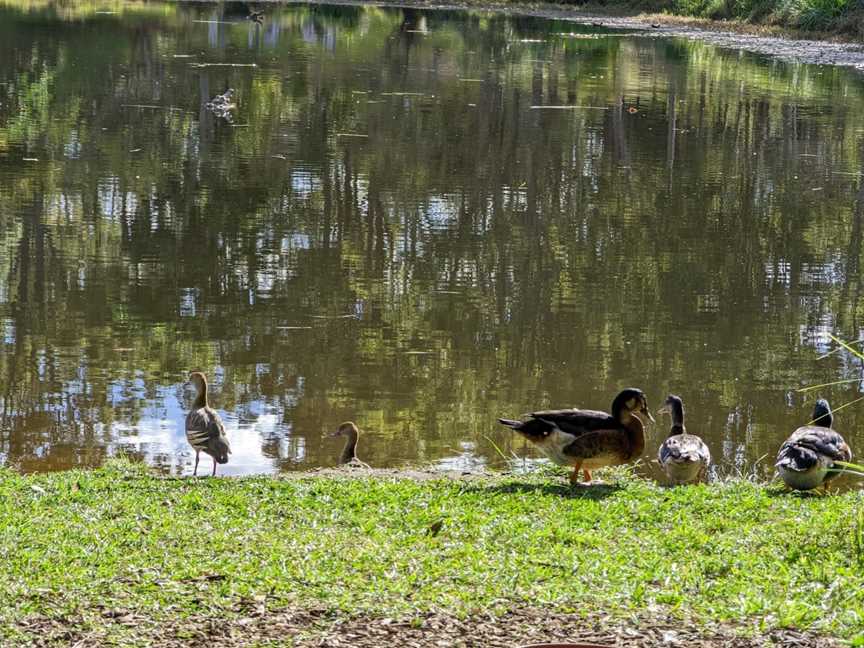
top-left (2, 461), bottom-right (864, 645)
top-left (569, 0), bottom-right (864, 35)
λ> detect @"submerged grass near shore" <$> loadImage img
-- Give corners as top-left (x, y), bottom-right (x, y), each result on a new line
top-left (2, 460), bottom-right (863, 645)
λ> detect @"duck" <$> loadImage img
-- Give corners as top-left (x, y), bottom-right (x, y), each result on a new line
top-left (185, 372), bottom-right (231, 476)
top-left (776, 398), bottom-right (852, 491)
top-left (247, 8), bottom-right (264, 23)
top-left (328, 421), bottom-right (370, 468)
top-left (498, 388), bottom-right (653, 485)
top-left (656, 394), bottom-right (710, 484)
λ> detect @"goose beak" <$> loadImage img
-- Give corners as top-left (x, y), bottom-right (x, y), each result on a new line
top-left (656, 404), bottom-right (670, 416)
top-left (642, 406), bottom-right (655, 423)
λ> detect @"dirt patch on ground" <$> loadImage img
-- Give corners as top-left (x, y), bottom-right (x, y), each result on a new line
top-left (15, 606), bottom-right (842, 647)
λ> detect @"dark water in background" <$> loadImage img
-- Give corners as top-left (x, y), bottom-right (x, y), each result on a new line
top-left (1, 1), bottom-right (864, 477)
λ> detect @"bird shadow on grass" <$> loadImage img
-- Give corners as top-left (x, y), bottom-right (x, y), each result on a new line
top-left (764, 483), bottom-right (834, 498)
top-left (465, 480), bottom-right (623, 501)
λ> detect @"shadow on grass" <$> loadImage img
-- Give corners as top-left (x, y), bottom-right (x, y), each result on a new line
top-left (764, 485), bottom-right (829, 498)
top-left (466, 480), bottom-right (623, 500)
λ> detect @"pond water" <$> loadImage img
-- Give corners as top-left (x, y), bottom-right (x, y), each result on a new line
top-left (1, 1), bottom-right (864, 478)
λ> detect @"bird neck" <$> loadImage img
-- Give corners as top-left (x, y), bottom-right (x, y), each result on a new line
top-left (668, 401), bottom-right (685, 436)
top-left (625, 415), bottom-right (646, 459)
top-left (339, 429), bottom-right (359, 464)
top-left (813, 412), bottom-right (832, 428)
top-left (193, 382), bottom-right (209, 409)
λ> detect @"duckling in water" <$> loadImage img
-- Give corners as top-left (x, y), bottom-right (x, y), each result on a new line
top-left (498, 388), bottom-right (653, 485)
top-left (656, 394), bottom-right (711, 484)
top-left (776, 399), bottom-right (852, 491)
top-left (328, 421), bottom-right (370, 467)
top-left (185, 372), bottom-right (231, 476)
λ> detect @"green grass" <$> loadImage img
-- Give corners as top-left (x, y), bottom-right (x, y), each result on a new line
top-left (2, 460), bottom-right (864, 644)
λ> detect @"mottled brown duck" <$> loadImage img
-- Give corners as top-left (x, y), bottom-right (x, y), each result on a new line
top-left (498, 388), bottom-right (653, 485)
top-left (776, 399), bottom-right (851, 491)
top-left (328, 421), bottom-right (370, 468)
top-left (185, 371), bottom-right (231, 476)
top-left (657, 394), bottom-right (711, 484)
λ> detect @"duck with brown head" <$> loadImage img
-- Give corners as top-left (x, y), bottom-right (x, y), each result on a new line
top-left (185, 372), bottom-right (231, 476)
top-left (328, 422), bottom-right (370, 468)
top-left (498, 388), bottom-right (653, 486)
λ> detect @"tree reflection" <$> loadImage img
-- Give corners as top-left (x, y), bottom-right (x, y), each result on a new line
top-left (0, 3), bottom-right (863, 474)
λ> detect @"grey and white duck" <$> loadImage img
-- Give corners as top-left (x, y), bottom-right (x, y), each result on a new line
top-left (776, 398), bottom-right (851, 491)
top-left (656, 394), bottom-right (711, 484)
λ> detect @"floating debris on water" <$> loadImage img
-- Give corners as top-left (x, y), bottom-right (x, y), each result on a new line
top-left (22, 157), bottom-right (38, 162)
top-left (458, 78), bottom-right (484, 83)
top-left (336, 133), bottom-right (369, 138)
top-left (530, 105), bottom-right (609, 110)
top-left (191, 63), bottom-right (257, 68)
top-left (276, 326), bottom-right (313, 330)
top-left (205, 89), bottom-right (236, 122)
top-left (309, 314), bottom-right (357, 319)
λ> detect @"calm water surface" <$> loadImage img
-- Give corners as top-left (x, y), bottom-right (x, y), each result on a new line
top-left (2, 1), bottom-right (864, 477)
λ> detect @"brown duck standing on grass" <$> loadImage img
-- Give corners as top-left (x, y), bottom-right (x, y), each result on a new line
top-left (328, 421), bottom-right (370, 467)
top-left (657, 394), bottom-right (711, 484)
top-left (186, 372), bottom-right (231, 476)
top-left (498, 388), bottom-right (653, 486)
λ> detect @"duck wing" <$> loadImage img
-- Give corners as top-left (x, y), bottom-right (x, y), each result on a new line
top-left (659, 434), bottom-right (710, 465)
top-left (499, 408), bottom-right (618, 439)
top-left (776, 426), bottom-right (851, 472)
top-left (186, 406), bottom-right (231, 458)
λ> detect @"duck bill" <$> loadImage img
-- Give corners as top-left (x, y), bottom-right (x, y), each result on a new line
top-left (656, 404), bottom-right (670, 417)
top-left (642, 408), bottom-right (656, 423)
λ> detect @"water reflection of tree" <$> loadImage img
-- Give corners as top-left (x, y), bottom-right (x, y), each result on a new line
top-left (1, 4), bottom-right (864, 473)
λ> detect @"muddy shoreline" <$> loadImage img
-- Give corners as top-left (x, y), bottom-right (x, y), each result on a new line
top-left (208, 0), bottom-right (864, 71)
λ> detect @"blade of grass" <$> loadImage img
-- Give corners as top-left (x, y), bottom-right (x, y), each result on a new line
top-left (482, 434), bottom-right (510, 463)
top-left (797, 377), bottom-right (864, 393)
top-left (829, 334), bottom-right (864, 361)
top-left (817, 338), bottom-right (864, 360)
top-left (834, 461), bottom-right (864, 478)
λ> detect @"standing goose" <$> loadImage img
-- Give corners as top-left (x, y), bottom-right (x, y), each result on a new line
top-left (186, 372), bottom-right (231, 476)
top-left (498, 388), bottom-right (653, 485)
top-left (776, 399), bottom-right (852, 491)
top-left (328, 422), bottom-right (369, 467)
top-left (657, 394), bottom-right (711, 484)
